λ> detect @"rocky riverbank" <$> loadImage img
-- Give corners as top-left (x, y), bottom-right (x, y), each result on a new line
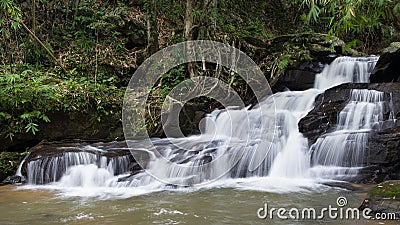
top-left (359, 180), bottom-right (400, 220)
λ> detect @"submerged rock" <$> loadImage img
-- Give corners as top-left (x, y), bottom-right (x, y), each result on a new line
top-left (2, 175), bottom-right (26, 185)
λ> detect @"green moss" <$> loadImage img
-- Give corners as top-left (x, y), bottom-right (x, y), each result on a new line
top-left (371, 182), bottom-right (400, 199)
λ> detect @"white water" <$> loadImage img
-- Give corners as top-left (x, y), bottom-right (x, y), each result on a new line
top-left (310, 89), bottom-right (394, 179)
top-left (15, 153), bottom-right (29, 177)
top-left (314, 56), bottom-right (379, 89)
top-left (21, 56), bottom-right (392, 198)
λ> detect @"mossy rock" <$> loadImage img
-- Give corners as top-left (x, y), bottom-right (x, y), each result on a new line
top-left (308, 43), bottom-right (336, 56)
top-left (371, 181), bottom-right (400, 199)
top-left (382, 42), bottom-right (400, 54)
top-left (360, 180), bottom-right (400, 218)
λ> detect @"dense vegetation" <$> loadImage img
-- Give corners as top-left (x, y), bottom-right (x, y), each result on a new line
top-left (0, 0), bottom-right (399, 153)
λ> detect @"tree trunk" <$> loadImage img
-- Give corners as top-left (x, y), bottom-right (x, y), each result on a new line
top-left (146, 0), bottom-right (159, 56)
top-left (184, 0), bottom-right (195, 78)
top-left (32, 0), bottom-right (36, 34)
top-left (184, 0), bottom-right (193, 40)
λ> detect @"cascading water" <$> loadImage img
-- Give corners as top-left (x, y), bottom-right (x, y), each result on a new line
top-left (20, 56), bottom-right (392, 197)
top-left (310, 89), bottom-right (394, 179)
top-left (27, 152), bottom-right (133, 185)
top-left (314, 56), bottom-right (379, 89)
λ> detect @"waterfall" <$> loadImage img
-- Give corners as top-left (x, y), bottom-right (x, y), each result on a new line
top-left (26, 148), bottom-right (135, 184)
top-left (20, 56), bottom-right (390, 194)
top-left (310, 89), bottom-right (391, 179)
top-left (15, 153), bottom-right (30, 177)
top-left (314, 56), bottom-right (379, 90)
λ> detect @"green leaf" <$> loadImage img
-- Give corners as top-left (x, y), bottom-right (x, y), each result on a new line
top-left (20, 113), bottom-right (31, 120)
top-left (25, 122), bottom-right (39, 135)
top-left (42, 115), bottom-right (51, 123)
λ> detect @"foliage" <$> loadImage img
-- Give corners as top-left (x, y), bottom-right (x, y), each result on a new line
top-left (293, 0), bottom-right (397, 42)
top-left (278, 59), bottom-right (290, 71)
top-left (159, 65), bottom-right (187, 95)
top-left (215, 0), bottom-right (276, 38)
top-left (0, 0), bottom-right (398, 142)
top-left (0, 0), bottom-right (22, 30)
top-left (0, 151), bottom-right (27, 176)
top-left (0, 65), bottom-right (123, 139)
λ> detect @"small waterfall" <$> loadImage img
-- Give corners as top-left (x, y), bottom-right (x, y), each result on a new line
top-left (310, 89), bottom-right (391, 179)
top-left (315, 56), bottom-right (379, 90)
top-left (15, 153), bottom-right (30, 177)
top-left (20, 56), bottom-right (393, 194)
top-left (28, 152), bottom-right (99, 184)
top-left (26, 149), bottom-right (134, 185)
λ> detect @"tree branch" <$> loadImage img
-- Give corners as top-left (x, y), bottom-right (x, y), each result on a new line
top-left (19, 20), bottom-right (67, 74)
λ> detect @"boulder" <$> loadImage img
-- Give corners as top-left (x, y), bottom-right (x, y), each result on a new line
top-left (274, 61), bottom-right (325, 91)
top-left (370, 42), bottom-right (400, 83)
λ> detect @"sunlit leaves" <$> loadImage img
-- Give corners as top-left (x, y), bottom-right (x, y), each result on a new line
top-left (293, 0), bottom-right (396, 37)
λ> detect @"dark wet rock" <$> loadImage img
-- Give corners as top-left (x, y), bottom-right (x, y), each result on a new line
top-left (117, 169), bottom-right (144, 182)
top-left (26, 140), bottom-right (132, 159)
top-left (154, 103), bottom-right (209, 138)
top-left (370, 42), bottom-right (400, 83)
top-left (200, 155), bottom-right (213, 164)
top-left (359, 180), bottom-right (400, 219)
top-left (1, 109), bottom-right (124, 152)
top-left (299, 84), bottom-right (357, 145)
top-left (2, 175), bottom-right (26, 184)
top-left (367, 125), bottom-right (400, 183)
top-left (274, 61), bottom-right (325, 91)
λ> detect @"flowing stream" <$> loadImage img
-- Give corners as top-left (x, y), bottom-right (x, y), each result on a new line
top-left (23, 56), bottom-right (384, 192)
top-left (2, 56), bottom-right (397, 224)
